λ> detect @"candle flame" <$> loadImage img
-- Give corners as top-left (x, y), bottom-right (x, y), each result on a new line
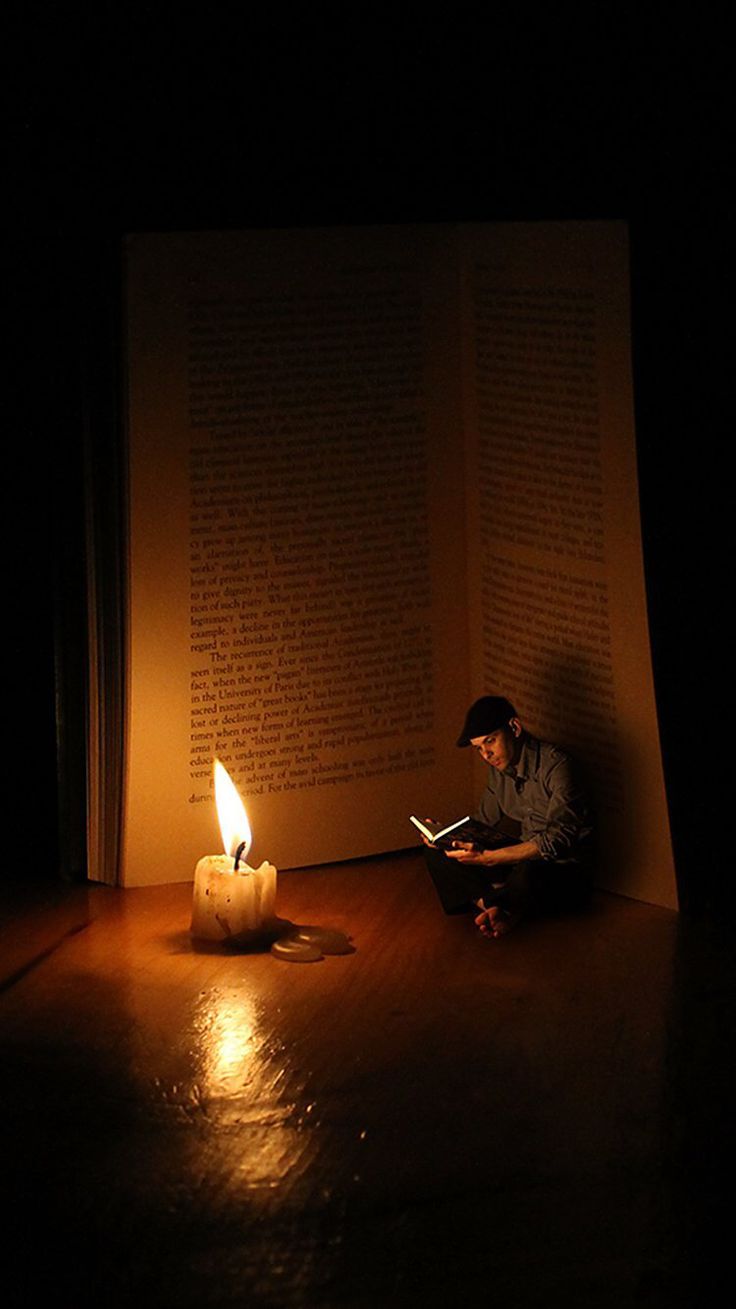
top-left (214, 759), bottom-right (252, 863)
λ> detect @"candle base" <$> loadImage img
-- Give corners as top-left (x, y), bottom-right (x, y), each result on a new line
top-left (191, 916), bottom-right (287, 952)
top-left (190, 856), bottom-right (278, 941)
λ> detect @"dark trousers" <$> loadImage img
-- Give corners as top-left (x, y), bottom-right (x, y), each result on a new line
top-left (423, 846), bottom-right (591, 919)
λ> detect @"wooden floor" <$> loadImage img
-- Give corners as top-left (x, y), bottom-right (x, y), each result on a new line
top-left (1, 853), bottom-right (734, 1307)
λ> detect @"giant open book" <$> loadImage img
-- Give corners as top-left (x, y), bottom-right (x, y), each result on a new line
top-left (90, 222), bottom-right (675, 908)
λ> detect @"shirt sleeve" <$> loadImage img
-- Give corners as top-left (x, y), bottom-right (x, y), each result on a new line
top-left (534, 755), bottom-right (594, 862)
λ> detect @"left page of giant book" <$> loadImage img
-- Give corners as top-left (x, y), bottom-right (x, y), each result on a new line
top-left (122, 227), bottom-right (472, 885)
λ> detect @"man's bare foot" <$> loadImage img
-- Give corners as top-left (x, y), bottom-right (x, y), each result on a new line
top-left (474, 905), bottom-right (520, 938)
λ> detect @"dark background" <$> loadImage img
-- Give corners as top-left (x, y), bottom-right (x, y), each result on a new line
top-left (10, 6), bottom-right (730, 914)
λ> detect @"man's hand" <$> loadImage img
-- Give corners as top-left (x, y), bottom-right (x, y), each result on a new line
top-left (447, 838), bottom-right (542, 867)
top-left (445, 844), bottom-right (498, 866)
top-left (419, 819), bottom-right (438, 848)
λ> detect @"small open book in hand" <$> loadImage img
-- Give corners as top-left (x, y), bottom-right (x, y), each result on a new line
top-left (409, 814), bottom-right (520, 850)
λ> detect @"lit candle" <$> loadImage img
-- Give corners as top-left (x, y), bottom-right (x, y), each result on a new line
top-left (191, 760), bottom-right (278, 941)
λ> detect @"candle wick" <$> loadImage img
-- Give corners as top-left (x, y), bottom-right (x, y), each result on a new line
top-left (233, 840), bottom-right (247, 871)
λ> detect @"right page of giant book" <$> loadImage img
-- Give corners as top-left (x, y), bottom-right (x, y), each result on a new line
top-left (459, 222), bottom-right (676, 908)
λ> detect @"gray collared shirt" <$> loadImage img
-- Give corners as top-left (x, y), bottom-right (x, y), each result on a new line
top-left (475, 732), bottom-right (594, 863)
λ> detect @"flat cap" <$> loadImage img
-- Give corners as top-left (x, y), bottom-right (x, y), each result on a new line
top-left (456, 696), bottom-right (517, 747)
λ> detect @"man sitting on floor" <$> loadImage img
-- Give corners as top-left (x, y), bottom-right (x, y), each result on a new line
top-left (423, 695), bottom-right (595, 937)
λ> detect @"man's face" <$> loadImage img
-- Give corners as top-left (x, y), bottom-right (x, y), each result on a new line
top-left (470, 722), bottom-right (520, 771)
